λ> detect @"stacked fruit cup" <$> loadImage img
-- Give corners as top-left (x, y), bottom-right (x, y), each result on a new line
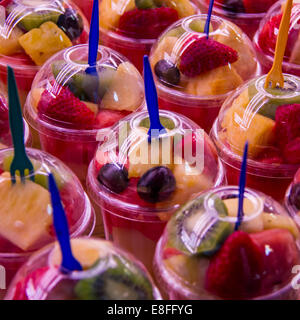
top-left (0, 0), bottom-right (89, 107)
top-left (254, 0), bottom-right (300, 77)
top-left (149, 14), bottom-right (260, 133)
top-left (0, 148), bottom-right (95, 296)
top-left (98, 0), bottom-right (200, 72)
top-left (87, 109), bottom-right (226, 272)
top-left (154, 186), bottom-right (300, 300)
top-left (197, 0), bottom-right (279, 38)
top-left (5, 237), bottom-right (162, 300)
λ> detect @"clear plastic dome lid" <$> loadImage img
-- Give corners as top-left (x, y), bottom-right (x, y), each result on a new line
top-left (0, 148), bottom-right (93, 255)
top-left (255, 0), bottom-right (300, 67)
top-left (99, 0), bottom-right (198, 39)
top-left (88, 109), bottom-right (225, 215)
top-left (7, 238), bottom-right (162, 300)
top-left (156, 186), bottom-right (300, 299)
top-left (202, 0), bottom-right (278, 15)
top-left (150, 14), bottom-right (259, 98)
top-left (212, 74), bottom-right (300, 168)
top-left (285, 168), bottom-right (300, 224)
top-left (0, 0), bottom-right (89, 68)
top-left (25, 44), bottom-right (145, 132)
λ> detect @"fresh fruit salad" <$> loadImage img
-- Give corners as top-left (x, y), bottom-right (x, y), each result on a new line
top-left (285, 168), bottom-right (300, 228)
top-left (0, 0), bottom-right (89, 105)
top-left (198, 0), bottom-right (278, 38)
top-left (99, 0), bottom-right (199, 71)
top-left (24, 44), bottom-right (144, 183)
top-left (87, 109), bottom-right (225, 272)
top-left (0, 148), bottom-right (95, 291)
top-left (211, 74), bottom-right (300, 201)
top-left (6, 238), bottom-right (162, 300)
top-left (154, 186), bottom-right (300, 300)
top-left (0, 92), bottom-right (31, 149)
top-left (150, 14), bottom-right (260, 132)
top-left (254, 0), bottom-right (300, 77)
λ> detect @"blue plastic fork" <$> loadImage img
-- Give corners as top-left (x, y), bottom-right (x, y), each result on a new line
top-left (7, 66), bottom-right (34, 184)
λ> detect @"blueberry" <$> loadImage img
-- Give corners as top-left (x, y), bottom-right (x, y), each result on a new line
top-left (290, 183), bottom-right (300, 210)
top-left (223, 0), bottom-right (245, 14)
top-left (98, 163), bottom-right (129, 194)
top-left (57, 8), bottom-right (83, 41)
top-left (137, 166), bottom-right (176, 203)
top-left (154, 60), bottom-right (180, 87)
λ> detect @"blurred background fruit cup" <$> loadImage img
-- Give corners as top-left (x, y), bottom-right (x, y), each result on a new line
top-left (0, 148), bottom-right (95, 298)
top-left (197, 0), bottom-right (278, 38)
top-left (150, 14), bottom-right (260, 133)
top-left (98, 0), bottom-right (200, 72)
top-left (0, 0), bottom-right (89, 106)
top-left (254, 0), bottom-right (300, 78)
top-left (211, 74), bottom-right (300, 202)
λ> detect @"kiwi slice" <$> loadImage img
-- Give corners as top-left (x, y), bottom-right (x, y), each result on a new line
top-left (18, 10), bottom-right (60, 31)
top-left (167, 195), bottom-right (233, 256)
top-left (74, 256), bottom-right (154, 300)
top-left (139, 116), bottom-right (175, 130)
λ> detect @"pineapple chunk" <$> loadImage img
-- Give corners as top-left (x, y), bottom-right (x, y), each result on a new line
top-left (100, 62), bottom-right (144, 112)
top-left (0, 28), bottom-right (24, 55)
top-left (18, 22), bottom-right (72, 66)
top-left (0, 172), bottom-right (52, 251)
top-left (99, 0), bottom-right (135, 29)
top-left (49, 238), bottom-right (112, 269)
top-left (185, 65), bottom-right (243, 96)
top-left (164, 0), bottom-right (196, 18)
top-left (221, 102), bottom-right (276, 158)
top-left (223, 198), bottom-right (264, 233)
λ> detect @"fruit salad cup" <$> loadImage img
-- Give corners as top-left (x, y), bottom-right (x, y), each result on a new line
top-left (87, 109), bottom-right (226, 272)
top-left (254, 0), bottom-right (300, 77)
top-left (154, 186), bottom-right (300, 300)
top-left (0, 147), bottom-right (95, 296)
top-left (285, 168), bottom-right (300, 229)
top-left (24, 44), bottom-right (145, 185)
top-left (149, 14), bottom-right (260, 133)
top-left (72, 0), bottom-right (93, 21)
top-left (99, 0), bottom-right (200, 72)
top-left (211, 74), bottom-right (300, 202)
top-left (5, 237), bottom-right (162, 300)
top-left (0, 92), bottom-right (31, 149)
top-left (197, 0), bottom-right (278, 38)
top-left (0, 0), bottom-right (89, 106)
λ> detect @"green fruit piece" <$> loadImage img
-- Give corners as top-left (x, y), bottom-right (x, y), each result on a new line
top-left (163, 26), bottom-right (185, 39)
top-left (18, 10), bottom-right (60, 31)
top-left (135, 0), bottom-right (155, 9)
top-left (139, 116), bottom-right (175, 130)
top-left (2, 155), bottom-right (64, 190)
top-left (74, 256), bottom-right (154, 300)
top-left (189, 20), bottom-right (212, 33)
top-left (167, 195), bottom-right (233, 256)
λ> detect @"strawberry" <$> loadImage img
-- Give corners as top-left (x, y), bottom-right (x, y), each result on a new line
top-left (179, 37), bottom-right (238, 77)
top-left (0, 95), bottom-right (9, 136)
top-left (205, 231), bottom-right (263, 299)
top-left (96, 109), bottom-right (130, 129)
top-left (274, 104), bottom-right (300, 149)
top-left (118, 7), bottom-right (178, 39)
top-left (243, 0), bottom-right (276, 13)
top-left (37, 86), bottom-right (96, 129)
top-left (257, 146), bottom-right (284, 164)
top-left (284, 137), bottom-right (300, 164)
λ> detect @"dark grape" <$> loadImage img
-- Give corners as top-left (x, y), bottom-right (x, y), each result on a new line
top-left (290, 183), bottom-right (300, 210)
top-left (57, 8), bottom-right (83, 41)
top-left (154, 60), bottom-right (180, 86)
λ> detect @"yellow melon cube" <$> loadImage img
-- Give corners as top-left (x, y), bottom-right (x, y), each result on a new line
top-left (0, 28), bottom-right (24, 55)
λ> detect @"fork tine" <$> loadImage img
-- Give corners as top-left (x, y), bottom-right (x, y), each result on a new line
top-left (19, 170), bottom-right (25, 183)
top-left (10, 171), bottom-right (16, 185)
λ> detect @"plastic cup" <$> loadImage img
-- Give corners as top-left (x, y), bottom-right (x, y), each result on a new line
top-left (211, 74), bottom-right (300, 202)
top-left (253, 0), bottom-right (300, 78)
top-left (197, 0), bottom-right (278, 38)
top-left (154, 185), bottom-right (300, 300)
top-left (149, 14), bottom-right (260, 133)
top-left (24, 44), bottom-right (145, 185)
top-left (0, 91), bottom-right (31, 149)
top-left (0, 147), bottom-right (95, 297)
top-left (72, 0), bottom-right (93, 22)
top-left (87, 109), bottom-right (226, 272)
top-left (5, 237), bottom-right (162, 300)
top-left (0, 0), bottom-right (89, 107)
top-left (285, 168), bottom-right (300, 229)
top-left (98, 0), bottom-right (200, 72)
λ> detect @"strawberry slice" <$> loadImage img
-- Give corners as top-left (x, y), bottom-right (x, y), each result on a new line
top-left (37, 86), bottom-right (96, 129)
top-left (179, 37), bottom-right (238, 78)
top-left (205, 231), bottom-right (263, 299)
top-left (118, 7), bottom-right (178, 39)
